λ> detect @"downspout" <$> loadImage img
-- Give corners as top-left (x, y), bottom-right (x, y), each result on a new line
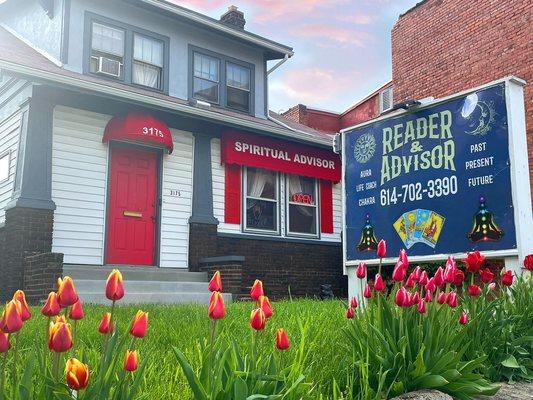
top-left (266, 54), bottom-right (289, 125)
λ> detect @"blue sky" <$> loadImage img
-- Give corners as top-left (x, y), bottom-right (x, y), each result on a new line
top-left (175, 0), bottom-right (420, 113)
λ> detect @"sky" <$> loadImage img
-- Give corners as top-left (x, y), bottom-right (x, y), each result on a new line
top-left (173, 0), bottom-right (420, 114)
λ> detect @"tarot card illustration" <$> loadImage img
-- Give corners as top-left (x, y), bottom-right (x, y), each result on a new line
top-left (394, 209), bottom-right (445, 249)
top-left (422, 212), bottom-right (445, 247)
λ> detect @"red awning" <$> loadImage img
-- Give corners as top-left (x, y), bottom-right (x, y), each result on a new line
top-left (103, 114), bottom-right (173, 153)
top-left (221, 130), bottom-right (341, 182)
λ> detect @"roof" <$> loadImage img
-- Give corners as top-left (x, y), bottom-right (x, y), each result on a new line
top-left (340, 80), bottom-right (392, 117)
top-left (0, 28), bottom-right (329, 146)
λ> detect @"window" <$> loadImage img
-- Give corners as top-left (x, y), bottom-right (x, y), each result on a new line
top-left (244, 168), bottom-right (278, 233)
top-left (226, 63), bottom-right (251, 112)
top-left (90, 22), bottom-right (125, 79)
top-left (193, 53), bottom-right (220, 103)
top-left (0, 152), bottom-right (10, 183)
top-left (286, 174), bottom-right (318, 237)
top-left (379, 87), bottom-right (393, 113)
top-left (133, 34), bottom-right (163, 89)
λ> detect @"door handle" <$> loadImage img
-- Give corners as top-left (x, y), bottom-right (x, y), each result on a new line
top-left (123, 211), bottom-right (143, 218)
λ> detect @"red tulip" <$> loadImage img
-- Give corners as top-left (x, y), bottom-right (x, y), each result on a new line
top-left (105, 269), bottom-right (124, 301)
top-left (346, 307), bottom-right (354, 319)
top-left (424, 289), bottom-right (432, 303)
top-left (363, 284), bottom-right (372, 299)
top-left (436, 291), bottom-right (446, 304)
top-left (65, 358), bottom-right (90, 390)
top-left (434, 267), bottom-right (445, 287)
top-left (480, 268), bottom-right (495, 283)
top-left (501, 270), bottom-right (513, 286)
top-left (350, 296), bottom-right (358, 309)
top-left (275, 328), bottom-right (290, 350)
top-left (257, 295), bottom-right (273, 319)
top-left (356, 262), bottom-right (367, 279)
top-left (208, 292), bottom-right (225, 320)
top-left (48, 321), bottom-right (73, 352)
top-left (250, 280), bottom-right (264, 300)
top-left (399, 249), bottom-right (409, 269)
top-left (459, 311), bottom-right (469, 325)
top-left (467, 284), bottom-right (481, 297)
top-left (425, 277), bottom-right (437, 294)
top-left (392, 261), bottom-right (406, 282)
top-left (453, 269), bottom-right (465, 286)
top-left (412, 266), bottom-right (422, 281)
top-left (12, 290), bottom-right (31, 321)
top-left (57, 277), bottom-right (79, 307)
top-left (374, 274), bottom-right (386, 292)
top-left (0, 300), bottom-right (23, 333)
top-left (419, 271), bottom-right (429, 286)
top-left (250, 308), bottom-right (266, 330)
top-left (465, 251), bottom-right (485, 273)
top-left (394, 287), bottom-right (408, 307)
top-left (376, 240), bottom-right (387, 258)
top-left (41, 292), bottom-right (61, 317)
top-left (524, 254), bottom-right (533, 271)
top-left (98, 312), bottom-right (114, 334)
top-left (69, 300), bottom-right (84, 320)
top-left (208, 271), bottom-right (222, 292)
top-left (0, 332), bottom-right (10, 353)
top-left (124, 350), bottom-right (138, 372)
top-left (411, 291), bottom-right (421, 306)
top-left (406, 273), bottom-right (416, 288)
top-left (444, 264), bottom-right (455, 284)
top-left (417, 299), bottom-right (426, 314)
top-left (447, 291), bottom-right (458, 308)
top-left (129, 310), bottom-right (148, 338)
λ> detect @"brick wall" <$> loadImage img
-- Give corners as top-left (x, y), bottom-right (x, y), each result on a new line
top-left (392, 0), bottom-right (532, 198)
top-left (340, 95), bottom-right (380, 129)
top-left (23, 252), bottom-right (63, 304)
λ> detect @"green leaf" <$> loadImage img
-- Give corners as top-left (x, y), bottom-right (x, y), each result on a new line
top-left (413, 374), bottom-right (449, 389)
top-left (501, 355), bottom-right (521, 369)
top-left (234, 377), bottom-right (248, 400)
top-left (173, 347), bottom-right (208, 400)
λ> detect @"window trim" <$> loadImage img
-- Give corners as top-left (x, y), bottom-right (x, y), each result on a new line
top-left (188, 45), bottom-right (255, 115)
top-left (83, 12), bottom-right (170, 93)
top-left (242, 167), bottom-right (280, 236)
top-left (0, 150), bottom-right (11, 185)
top-left (285, 174), bottom-right (320, 239)
top-left (192, 52), bottom-right (221, 105)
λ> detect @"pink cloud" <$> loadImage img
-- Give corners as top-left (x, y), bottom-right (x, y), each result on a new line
top-left (290, 24), bottom-right (371, 47)
top-left (249, 0), bottom-right (348, 23)
top-left (167, 0), bottom-right (227, 11)
top-left (337, 13), bottom-right (375, 25)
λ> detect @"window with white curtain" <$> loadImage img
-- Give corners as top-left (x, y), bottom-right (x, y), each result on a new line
top-left (90, 22), bottom-right (125, 79)
top-left (244, 168), bottom-right (278, 233)
top-left (286, 174), bottom-right (318, 237)
top-left (226, 63), bottom-right (251, 112)
top-left (193, 52), bottom-right (220, 104)
top-left (133, 34), bottom-right (163, 89)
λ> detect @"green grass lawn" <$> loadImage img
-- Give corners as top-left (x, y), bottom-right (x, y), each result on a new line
top-left (19, 299), bottom-right (347, 399)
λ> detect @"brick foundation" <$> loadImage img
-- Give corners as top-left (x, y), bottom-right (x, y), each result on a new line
top-left (199, 256), bottom-right (246, 300)
top-left (23, 252), bottom-right (63, 304)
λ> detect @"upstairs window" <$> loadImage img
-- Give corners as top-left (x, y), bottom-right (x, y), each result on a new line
top-left (90, 23), bottom-right (125, 79)
top-left (226, 63), bottom-right (251, 112)
top-left (193, 53), bottom-right (220, 104)
top-left (244, 168), bottom-right (278, 233)
top-left (133, 34), bottom-right (164, 89)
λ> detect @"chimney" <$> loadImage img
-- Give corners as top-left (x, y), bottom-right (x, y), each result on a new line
top-left (220, 5), bottom-right (246, 30)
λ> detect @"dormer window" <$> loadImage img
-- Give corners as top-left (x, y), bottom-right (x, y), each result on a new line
top-left (227, 63), bottom-right (251, 112)
top-left (90, 23), bottom-right (125, 79)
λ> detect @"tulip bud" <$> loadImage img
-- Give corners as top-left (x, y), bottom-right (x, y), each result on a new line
top-left (57, 277), bottom-right (79, 308)
top-left (412, 266), bottom-right (422, 281)
top-left (411, 291), bottom-right (420, 306)
top-left (394, 287), bottom-right (408, 307)
top-left (250, 308), bottom-right (266, 330)
top-left (501, 270), bottom-right (513, 287)
top-left (48, 321), bottom-right (73, 352)
top-left (465, 251), bottom-right (485, 273)
top-left (425, 277), bottom-right (436, 294)
top-left (405, 273), bottom-right (416, 288)
top-left (275, 328), bottom-right (290, 350)
top-left (467, 284), bottom-right (481, 297)
top-left (453, 269), bottom-right (465, 286)
top-left (208, 271), bottom-right (222, 292)
top-left (65, 358), bottom-right (90, 390)
top-left (257, 295), bottom-right (273, 319)
top-left (69, 300), bottom-right (84, 321)
top-left (105, 269), bottom-right (124, 301)
top-left (350, 296), bottom-right (358, 309)
top-left (12, 290), bottom-right (31, 321)
top-left (129, 310), bottom-right (148, 338)
top-left (356, 262), bottom-right (367, 279)
top-left (98, 312), bottom-right (114, 334)
top-left (419, 271), bottom-right (429, 286)
top-left (346, 307), bottom-right (354, 319)
top-left (376, 239), bottom-right (387, 258)
top-left (488, 282), bottom-right (496, 291)
top-left (444, 264), bottom-right (455, 284)
top-left (55, 315), bottom-right (67, 324)
top-left (0, 300), bottom-right (23, 333)
top-left (447, 291), bottom-right (458, 308)
top-left (459, 311), bottom-right (469, 325)
top-left (524, 254), bottom-right (533, 271)
top-left (374, 274), bottom-right (385, 292)
top-left (480, 268), bottom-right (495, 284)
top-left (41, 292), bottom-right (61, 317)
top-left (434, 267), bottom-right (445, 287)
top-left (424, 289), bottom-right (432, 303)
top-left (124, 350), bottom-right (138, 372)
top-left (417, 299), bottom-right (426, 314)
top-left (363, 284), bottom-right (372, 299)
top-left (208, 291), bottom-right (225, 320)
top-left (250, 279), bottom-right (264, 301)
top-left (392, 261), bottom-right (406, 282)
top-left (399, 249), bottom-right (409, 269)
top-left (0, 332), bottom-right (10, 353)
top-left (436, 291), bottom-right (446, 305)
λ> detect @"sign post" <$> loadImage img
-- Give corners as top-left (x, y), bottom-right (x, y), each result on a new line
top-left (341, 77), bottom-right (532, 301)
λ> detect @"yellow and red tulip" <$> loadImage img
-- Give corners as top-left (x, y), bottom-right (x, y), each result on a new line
top-left (41, 292), bottom-right (61, 317)
top-left (12, 290), bottom-right (31, 321)
top-left (48, 320), bottom-right (73, 352)
top-left (69, 299), bottom-right (84, 320)
top-left (129, 310), bottom-right (148, 338)
top-left (124, 350), bottom-right (138, 372)
top-left (257, 295), bottom-right (273, 318)
top-left (0, 300), bottom-right (23, 333)
top-left (208, 291), bottom-right (226, 320)
top-left (105, 269), bottom-right (125, 301)
top-left (275, 328), bottom-right (290, 350)
top-left (65, 358), bottom-right (90, 390)
top-left (250, 279), bottom-right (264, 300)
top-left (98, 312), bottom-right (114, 334)
top-left (57, 276), bottom-right (79, 307)
top-left (250, 308), bottom-right (266, 331)
top-left (208, 271), bottom-right (222, 292)
top-left (0, 331), bottom-right (10, 353)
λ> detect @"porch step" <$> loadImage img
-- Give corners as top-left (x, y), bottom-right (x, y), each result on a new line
top-left (62, 265), bottom-right (228, 305)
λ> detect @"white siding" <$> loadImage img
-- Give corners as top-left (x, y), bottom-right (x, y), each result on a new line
top-left (160, 130), bottom-right (194, 268)
top-left (321, 182), bottom-right (342, 242)
top-left (52, 106), bottom-right (110, 264)
top-left (0, 111), bottom-right (22, 223)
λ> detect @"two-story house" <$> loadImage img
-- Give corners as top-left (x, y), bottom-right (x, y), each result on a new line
top-left (0, 0), bottom-right (346, 303)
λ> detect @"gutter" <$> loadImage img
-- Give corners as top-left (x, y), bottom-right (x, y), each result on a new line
top-left (0, 60), bottom-right (330, 146)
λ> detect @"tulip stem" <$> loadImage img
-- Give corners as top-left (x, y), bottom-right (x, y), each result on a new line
top-left (44, 317), bottom-right (50, 373)
top-left (207, 319), bottom-right (216, 397)
top-left (72, 320), bottom-right (78, 357)
top-left (0, 350), bottom-right (6, 397)
top-left (11, 331), bottom-right (20, 395)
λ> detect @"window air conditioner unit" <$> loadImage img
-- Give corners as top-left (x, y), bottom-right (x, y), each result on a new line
top-left (380, 87), bottom-right (393, 113)
top-left (97, 56), bottom-right (122, 78)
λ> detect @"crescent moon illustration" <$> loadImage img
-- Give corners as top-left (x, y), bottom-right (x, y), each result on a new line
top-left (465, 101), bottom-right (495, 136)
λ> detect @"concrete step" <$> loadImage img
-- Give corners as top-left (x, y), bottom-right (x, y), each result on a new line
top-left (63, 265), bottom-right (207, 282)
top-left (74, 279), bottom-right (208, 293)
top-left (77, 291), bottom-right (232, 305)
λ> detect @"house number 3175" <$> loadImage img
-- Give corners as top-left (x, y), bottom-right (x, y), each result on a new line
top-left (170, 190), bottom-right (181, 197)
top-left (142, 126), bottom-right (164, 138)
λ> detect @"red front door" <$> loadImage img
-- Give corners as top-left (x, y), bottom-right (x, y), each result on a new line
top-left (106, 146), bottom-right (158, 266)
